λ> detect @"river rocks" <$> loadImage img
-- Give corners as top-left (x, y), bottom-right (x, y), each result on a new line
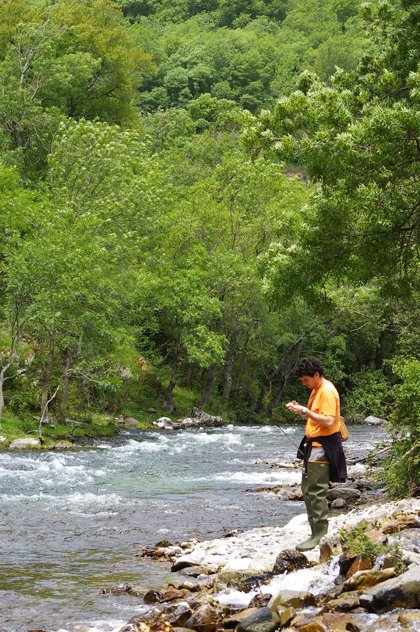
top-left (8, 437), bottom-right (40, 449)
top-left (359, 564), bottom-right (420, 612)
top-left (155, 417), bottom-right (174, 430)
top-left (236, 607), bottom-right (280, 632)
top-left (144, 589), bottom-right (162, 604)
top-left (269, 590), bottom-right (315, 611)
top-left (340, 568), bottom-right (397, 592)
top-left (296, 613), bottom-right (362, 632)
top-left (272, 549), bottom-right (311, 575)
top-left (153, 410), bottom-right (224, 431)
top-left (326, 487), bottom-right (362, 502)
top-left (320, 591), bottom-right (361, 613)
top-left (364, 416), bottom-right (386, 425)
top-left (221, 607), bottom-right (260, 628)
top-left (184, 602), bottom-right (222, 632)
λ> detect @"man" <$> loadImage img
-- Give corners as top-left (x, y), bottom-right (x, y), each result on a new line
top-left (286, 356), bottom-right (347, 551)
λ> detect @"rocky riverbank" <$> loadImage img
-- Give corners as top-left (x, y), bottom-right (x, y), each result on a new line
top-left (114, 448), bottom-right (419, 632)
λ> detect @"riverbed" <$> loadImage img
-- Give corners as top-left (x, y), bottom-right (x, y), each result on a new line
top-left (0, 424), bottom-right (384, 632)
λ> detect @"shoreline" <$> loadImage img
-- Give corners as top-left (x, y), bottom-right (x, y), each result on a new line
top-left (116, 451), bottom-right (420, 632)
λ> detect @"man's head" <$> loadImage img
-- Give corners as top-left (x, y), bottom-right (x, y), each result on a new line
top-left (295, 356), bottom-right (324, 390)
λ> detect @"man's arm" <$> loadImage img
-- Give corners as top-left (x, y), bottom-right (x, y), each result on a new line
top-left (285, 402), bottom-right (335, 427)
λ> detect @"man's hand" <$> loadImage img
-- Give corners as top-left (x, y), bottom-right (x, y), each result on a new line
top-left (286, 401), bottom-right (307, 416)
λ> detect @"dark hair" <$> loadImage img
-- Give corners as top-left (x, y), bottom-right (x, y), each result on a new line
top-left (295, 356), bottom-right (324, 377)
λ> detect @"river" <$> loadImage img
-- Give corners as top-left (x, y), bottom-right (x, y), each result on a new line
top-left (0, 423), bottom-right (384, 632)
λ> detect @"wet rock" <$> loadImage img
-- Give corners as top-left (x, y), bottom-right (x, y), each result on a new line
top-left (101, 583), bottom-right (132, 595)
top-left (221, 608), bottom-right (260, 629)
top-left (345, 555), bottom-right (373, 579)
top-left (249, 593), bottom-right (271, 608)
top-left (360, 564), bottom-right (420, 612)
top-left (272, 549), bottom-right (311, 575)
top-left (319, 541), bottom-right (334, 563)
top-left (9, 437), bottom-right (40, 449)
top-left (274, 605), bottom-right (296, 628)
top-left (236, 574), bottom-right (273, 593)
top-left (178, 565), bottom-right (210, 577)
top-left (144, 589), bottom-right (163, 604)
top-left (172, 560), bottom-right (196, 572)
top-left (269, 590), bottom-right (315, 611)
top-left (236, 607), bottom-right (280, 632)
top-left (185, 602), bottom-right (222, 632)
top-left (166, 601), bottom-right (194, 627)
top-left (296, 613), bottom-right (361, 632)
top-left (341, 568), bottom-right (397, 592)
top-left (320, 591), bottom-right (360, 613)
top-left (161, 587), bottom-right (189, 602)
top-left (364, 416), bottom-right (386, 425)
top-left (326, 487), bottom-right (362, 502)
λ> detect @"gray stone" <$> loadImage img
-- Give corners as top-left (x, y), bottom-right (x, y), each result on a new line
top-left (331, 498), bottom-right (347, 508)
top-left (9, 438), bottom-right (40, 449)
top-left (360, 564), bottom-right (420, 612)
top-left (148, 407), bottom-right (158, 413)
top-left (124, 417), bottom-right (139, 428)
top-left (236, 607), bottom-right (280, 632)
top-left (154, 417), bottom-right (174, 430)
top-left (364, 415), bottom-right (386, 425)
top-left (326, 487), bottom-right (362, 501)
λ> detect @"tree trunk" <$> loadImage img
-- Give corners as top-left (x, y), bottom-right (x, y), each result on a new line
top-left (40, 343), bottom-right (54, 425)
top-left (0, 375), bottom-right (5, 421)
top-left (222, 331), bottom-right (238, 403)
top-left (165, 355), bottom-right (178, 414)
top-left (60, 350), bottom-right (73, 421)
top-left (199, 364), bottom-right (217, 409)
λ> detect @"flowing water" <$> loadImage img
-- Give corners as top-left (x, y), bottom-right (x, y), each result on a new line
top-left (0, 424), bottom-right (384, 632)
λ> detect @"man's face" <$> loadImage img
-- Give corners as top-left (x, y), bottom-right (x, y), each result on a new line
top-left (299, 372), bottom-right (320, 389)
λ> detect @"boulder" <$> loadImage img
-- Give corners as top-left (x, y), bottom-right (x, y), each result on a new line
top-left (124, 417), bottom-right (140, 428)
top-left (320, 591), bottom-right (360, 613)
top-left (236, 607), bottom-right (280, 632)
top-left (326, 487), bottom-right (362, 502)
top-left (154, 417), bottom-right (174, 430)
top-left (185, 603), bottom-right (222, 632)
top-left (341, 568), bottom-right (396, 592)
top-left (359, 564), bottom-right (420, 612)
top-left (269, 590), bottom-right (315, 611)
top-left (9, 438), bottom-right (40, 449)
top-left (272, 549), bottom-right (311, 575)
top-left (364, 416), bottom-right (386, 425)
top-left (274, 605), bottom-right (295, 628)
top-left (331, 498), bottom-right (346, 509)
top-left (345, 555), bottom-right (373, 579)
top-left (297, 613), bottom-right (361, 632)
top-left (221, 608), bottom-right (260, 628)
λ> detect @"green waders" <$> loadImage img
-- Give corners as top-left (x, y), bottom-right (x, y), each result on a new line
top-left (296, 461), bottom-right (330, 552)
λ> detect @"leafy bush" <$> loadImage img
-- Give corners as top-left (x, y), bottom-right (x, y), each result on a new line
top-left (344, 369), bottom-right (389, 422)
top-left (384, 358), bottom-right (420, 498)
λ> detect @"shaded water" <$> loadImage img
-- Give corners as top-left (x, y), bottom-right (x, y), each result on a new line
top-left (0, 424), bottom-right (383, 632)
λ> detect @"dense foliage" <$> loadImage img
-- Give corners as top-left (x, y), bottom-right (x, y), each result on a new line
top-left (0, 0), bottom-right (418, 494)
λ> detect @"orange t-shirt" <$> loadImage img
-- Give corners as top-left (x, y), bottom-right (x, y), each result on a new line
top-left (305, 378), bottom-right (340, 442)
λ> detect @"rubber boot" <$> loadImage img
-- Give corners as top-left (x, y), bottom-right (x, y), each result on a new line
top-left (296, 462), bottom-right (330, 552)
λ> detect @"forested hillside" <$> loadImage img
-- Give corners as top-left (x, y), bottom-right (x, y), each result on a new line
top-left (0, 0), bottom-right (418, 493)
